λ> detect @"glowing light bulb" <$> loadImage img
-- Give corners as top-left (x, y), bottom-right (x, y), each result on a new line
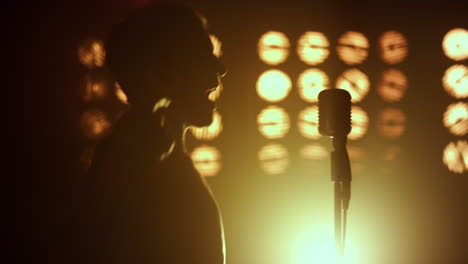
top-left (257, 70), bottom-right (292, 102)
top-left (257, 106), bottom-right (290, 139)
top-left (258, 31), bottom-right (290, 65)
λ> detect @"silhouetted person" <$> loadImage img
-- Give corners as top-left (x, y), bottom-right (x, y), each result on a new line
top-left (70, 3), bottom-right (227, 264)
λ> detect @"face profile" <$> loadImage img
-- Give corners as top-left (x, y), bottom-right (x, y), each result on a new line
top-left (106, 3), bottom-right (226, 127)
top-left (163, 28), bottom-right (226, 127)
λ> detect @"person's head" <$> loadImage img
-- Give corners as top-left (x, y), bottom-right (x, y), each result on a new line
top-left (106, 2), bottom-right (226, 126)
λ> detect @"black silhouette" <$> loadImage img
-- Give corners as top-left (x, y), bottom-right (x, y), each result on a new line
top-left (68, 3), bottom-right (227, 264)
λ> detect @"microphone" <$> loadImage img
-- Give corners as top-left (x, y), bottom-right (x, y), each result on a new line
top-left (318, 89), bottom-right (352, 137)
top-left (318, 89), bottom-right (353, 260)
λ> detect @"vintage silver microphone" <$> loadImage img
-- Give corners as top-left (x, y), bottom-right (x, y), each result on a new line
top-left (318, 88), bottom-right (352, 262)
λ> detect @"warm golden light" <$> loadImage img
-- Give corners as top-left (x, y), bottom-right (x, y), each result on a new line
top-left (209, 34), bottom-right (223, 58)
top-left (377, 108), bottom-right (406, 139)
top-left (336, 68), bottom-right (370, 103)
top-left (257, 70), bottom-right (292, 102)
top-left (442, 28), bottom-right (468, 61)
top-left (257, 106), bottom-right (290, 139)
top-left (80, 109), bottom-right (111, 140)
top-left (80, 73), bottom-right (111, 102)
top-left (300, 144), bottom-right (328, 160)
top-left (258, 31), bottom-right (290, 65)
top-left (209, 82), bottom-right (223, 102)
top-left (382, 145), bottom-right (401, 161)
top-left (297, 106), bottom-right (320, 139)
top-left (258, 143), bottom-right (289, 175)
top-left (297, 69), bottom-right (329, 102)
top-left (191, 111), bottom-right (223, 140)
top-left (348, 144), bottom-right (366, 161)
top-left (78, 39), bottom-right (106, 69)
top-left (291, 225), bottom-right (360, 264)
top-left (377, 69), bottom-right (408, 102)
top-left (443, 102), bottom-right (468, 136)
top-left (297, 31), bottom-right (330, 65)
top-left (191, 145), bottom-right (221, 177)
top-left (443, 140), bottom-right (468, 174)
top-left (349, 106), bottom-right (369, 140)
top-left (336, 31), bottom-right (369, 65)
top-left (443, 64), bottom-right (468, 99)
top-left (378, 30), bottom-right (408, 64)
top-left (115, 82), bottom-right (129, 104)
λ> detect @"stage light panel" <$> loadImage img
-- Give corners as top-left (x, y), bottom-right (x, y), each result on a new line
top-left (443, 64), bottom-right (468, 99)
top-left (379, 30), bottom-right (408, 64)
top-left (80, 109), bottom-right (111, 140)
top-left (336, 68), bottom-right (370, 103)
top-left (443, 102), bottom-right (468, 136)
top-left (257, 70), bottom-right (292, 102)
top-left (258, 143), bottom-right (289, 175)
top-left (191, 145), bottom-right (221, 177)
top-left (377, 69), bottom-right (408, 102)
top-left (349, 106), bottom-right (369, 140)
top-left (442, 28), bottom-right (468, 61)
top-left (297, 106), bottom-right (320, 139)
top-left (336, 31), bottom-right (369, 65)
top-left (258, 31), bottom-right (290, 65)
top-left (377, 108), bottom-right (407, 139)
top-left (80, 72), bottom-right (112, 102)
top-left (443, 140), bottom-right (468, 174)
top-left (297, 31), bottom-right (330, 65)
top-left (297, 68), bottom-right (329, 103)
top-left (257, 106), bottom-right (290, 139)
top-left (300, 144), bottom-right (328, 160)
top-left (78, 39), bottom-right (106, 69)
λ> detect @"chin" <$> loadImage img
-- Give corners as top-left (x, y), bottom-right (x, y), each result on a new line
top-left (189, 114), bottom-right (213, 127)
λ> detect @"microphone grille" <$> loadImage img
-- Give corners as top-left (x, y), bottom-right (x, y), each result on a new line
top-left (318, 89), bottom-right (352, 137)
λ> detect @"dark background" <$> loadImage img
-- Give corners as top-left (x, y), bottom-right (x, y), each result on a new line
top-left (11, 0), bottom-right (467, 263)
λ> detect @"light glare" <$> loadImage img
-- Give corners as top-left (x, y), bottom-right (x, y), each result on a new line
top-left (191, 145), bottom-right (221, 177)
top-left (257, 70), bottom-right (292, 102)
top-left (377, 108), bottom-right (407, 139)
top-left (80, 109), bottom-right (111, 140)
top-left (258, 143), bottom-right (289, 175)
top-left (297, 69), bottom-right (329, 103)
top-left (349, 106), bottom-right (369, 140)
top-left (378, 69), bottom-right (408, 102)
top-left (191, 111), bottom-right (223, 140)
top-left (78, 39), bottom-right (106, 69)
top-left (258, 31), bottom-right (290, 65)
top-left (336, 31), bottom-right (369, 65)
top-left (442, 28), bottom-right (468, 61)
top-left (443, 64), bottom-right (468, 99)
top-left (379, 30), bottom-right (408, 64)
top-left (443, 102), bottom-right (468, 136)
top-left (297, 31), bottom-right (330, 65)
top-left (298, 106), bottom-right (320, 139)
top-left (336, 69), bottom-right (370, 103)
top-left (443, 140), bottom-right (468, 174)
top-left (257, 106), bottom-right (290, 139)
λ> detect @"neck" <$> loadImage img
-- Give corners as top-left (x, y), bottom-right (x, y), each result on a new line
top-left (156, 107), bottom-right (189, 157)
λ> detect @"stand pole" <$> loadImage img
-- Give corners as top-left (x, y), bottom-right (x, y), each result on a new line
top-left (331, 136), bottom-right (351, 263)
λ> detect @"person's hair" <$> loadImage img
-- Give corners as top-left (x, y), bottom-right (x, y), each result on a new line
top-left (106, 3), bottom-right (206, 104)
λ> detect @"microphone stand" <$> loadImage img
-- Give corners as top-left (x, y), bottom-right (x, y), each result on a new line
top-left (330, 135), bottom-right (351, 263)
